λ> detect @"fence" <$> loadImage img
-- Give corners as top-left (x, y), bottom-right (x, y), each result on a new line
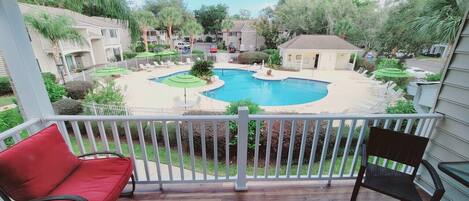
top-left (82, 102), bottom-right (225, 116)
top-left (0, 109), bottom-right (443, 190)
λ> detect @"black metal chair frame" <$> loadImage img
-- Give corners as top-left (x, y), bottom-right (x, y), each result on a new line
top-left (350, 127), bottom-right (445, 201)
top-left (0, 151), bottom-right (135, 201)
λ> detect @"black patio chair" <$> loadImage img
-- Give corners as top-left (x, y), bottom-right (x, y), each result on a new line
top-left (350, 127), bottom-right (445, 201)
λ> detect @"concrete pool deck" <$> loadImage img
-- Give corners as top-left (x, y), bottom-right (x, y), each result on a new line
top-left (115, 63), bottom-right (401, 115)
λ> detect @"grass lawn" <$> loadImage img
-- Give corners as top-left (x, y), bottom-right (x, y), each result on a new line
top-left (0, 95), bottom-right (15, 107)
top-left (69, 136), bottom-right (384, 178)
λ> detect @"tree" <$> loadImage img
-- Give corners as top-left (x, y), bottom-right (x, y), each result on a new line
top-left (194, 4), bottom-right (229, 40)
top-left (221, 18), bottom-right (234, 49)
top-left (275, 0), bottom-right (326, 35)
top-left (133, 10), bottom-right (157, 52)
top-left (158, 6), bottom-right (184, 49)
top-left (413, 0), bottom-right (469, 52)
top-left (144, 0), bottom-right (186, 16)
top-left (24, 13), bottom-right (84, 82)
top-left (20, 0), bottom-right (140, 42)
top-left (181, 19), bottom-right (204, 52)
top-left (232, 9), bottom-right (251, 20)
top-left (375, 0), bottom-right (430, 55)
top-left (255, 17), bottom-right (282, 49)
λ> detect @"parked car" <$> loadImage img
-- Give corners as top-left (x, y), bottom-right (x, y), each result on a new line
top-left (175, 41), bottom-right (190, 49)
top-left (228, 42), bottom-right (236, 53)
top-left (210, 46), bottom-right (218, 53)
top-left (406, 67), bottom-right (434, 79)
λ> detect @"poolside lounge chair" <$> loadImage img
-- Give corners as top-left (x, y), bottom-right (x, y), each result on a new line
top-left (153, 61), bottom-right (164, 68)
top-left (186, 58), bottom-right (194, 64)
top-left (167, 61), bottom-right (175, 67)
top-left (145, 63), bottom-right (153, 68)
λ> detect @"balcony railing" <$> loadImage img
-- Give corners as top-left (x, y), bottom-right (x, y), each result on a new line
top-left (0, 109), bottom-right (443, 190)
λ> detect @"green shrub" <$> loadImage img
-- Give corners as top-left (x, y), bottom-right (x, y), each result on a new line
top-left (64, 81), bottom-right (93, 100)
top-left (192, 49), bottom-right (204, 55)
top-left (425, 73), bottom-right (442, 81)
top-left (84, 81), bottom-right (124, 105)
top-left (0, 76), bottom-right (12, 96)
top-left (267, 50), bottom-right (282, 68)
top-left (262, 49), bottom-right (278, 55)
top-left (0, 108), bottom-right (23, 133)
top-left (238, 52), bottom-right (270, 64)
top-left (123, 51), bottom-right (137, 59)
top-left (386, 100), bottom-right (416, 114)
top-left (205, 36), bottom-right (213, 43)
top-left (52, 98), bottom-right (83, 115)
top-left (190, 60), bottom-right (214, 80)
top-left (217, 42), bottom-right (226, 50)
top-left (155, 44), bottom-right (170, 49)
top-left (377, 58), bottom-right (404, 70)
top-left (225, 99), bottom-right (263, 150)
top-left (42, 72), bottom-right (57, 82)
top-left (43, 73), bottom-right (66, 102)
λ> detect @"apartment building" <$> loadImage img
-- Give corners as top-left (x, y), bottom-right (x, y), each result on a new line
top-left (17, 3), bottom-right (131, 78)
top-left (222, 20), bottom-right (265, 52)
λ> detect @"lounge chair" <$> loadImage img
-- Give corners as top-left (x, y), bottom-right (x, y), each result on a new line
top-left (153, 61), bottom-right (164, 68)
top-left (186, 58), bottom-right (194, 64)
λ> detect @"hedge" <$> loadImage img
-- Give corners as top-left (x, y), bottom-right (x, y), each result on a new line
top-left (65, 81), bottom-right (93, 100)
top-left (238, 52), bottom-right (270, 64)
top-left (52, 98), bottom-right (83, 115)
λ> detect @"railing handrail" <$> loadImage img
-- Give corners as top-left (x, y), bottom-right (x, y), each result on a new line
top-left (44, 114), bottom-right (238, 121)
top-left (0, 118), bottom-right (41, 140)
top-left (249, 113), bottom-right (444, 120)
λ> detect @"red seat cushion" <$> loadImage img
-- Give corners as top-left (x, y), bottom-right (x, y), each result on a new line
top-left (0, 124), bottom-right (80, 201)
top-left (49, 157), bottom-right (133, 201)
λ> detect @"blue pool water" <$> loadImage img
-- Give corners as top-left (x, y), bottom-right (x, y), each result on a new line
top-left (154, 69), bottom-right (329, 106)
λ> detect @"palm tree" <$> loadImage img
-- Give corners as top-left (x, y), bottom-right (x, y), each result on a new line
top-left (133, 10), bottom-right (157, 52)
top-left (158, 6), bottom-right (183, 49)
top-left (413, 0), bottom-right (469, 53)
top-left (24, 12), bottom-right (84, 81)
top-left (181, 19), bottom-right (204, 53)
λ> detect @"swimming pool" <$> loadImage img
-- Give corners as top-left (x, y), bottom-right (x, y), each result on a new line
top-left (154, 69), bottom-right (329, 106)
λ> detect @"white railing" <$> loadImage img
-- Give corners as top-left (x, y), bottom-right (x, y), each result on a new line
top-left (0, 109), bottom-right (443, 190)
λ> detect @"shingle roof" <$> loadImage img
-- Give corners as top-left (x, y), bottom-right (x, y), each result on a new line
top-left (278, 35), bottom-right (361, 51)
top-left (228, 20), bottom-right (256, 32)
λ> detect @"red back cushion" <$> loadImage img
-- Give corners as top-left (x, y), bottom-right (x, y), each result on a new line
top-left (0, 124), bottom-right (80, 201)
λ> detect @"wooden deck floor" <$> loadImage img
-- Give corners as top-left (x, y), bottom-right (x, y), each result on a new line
top-left (119, 180), bottom-right (431, 201)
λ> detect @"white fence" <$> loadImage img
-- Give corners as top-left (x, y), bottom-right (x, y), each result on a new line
top-left (0, 110), bottom-right (443, 190)
top-left (82, 103), bottom-right (225, 116)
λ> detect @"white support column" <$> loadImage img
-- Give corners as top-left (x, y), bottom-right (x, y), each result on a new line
top-left (352, 53), bottom-right (358, 69)
top-left (59, 42), bottom-right (72, 80)
top-left (235, 107), bottom-right (249, 191)
top-left (0, 1), bottom-right (53, 120)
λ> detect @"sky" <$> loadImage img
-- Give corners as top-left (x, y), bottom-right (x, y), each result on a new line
top-left (132, 0), bottom-right (278, 17)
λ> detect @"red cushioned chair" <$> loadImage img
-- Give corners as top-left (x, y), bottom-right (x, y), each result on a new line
top-left (0, 124), bottom-right (135, 201)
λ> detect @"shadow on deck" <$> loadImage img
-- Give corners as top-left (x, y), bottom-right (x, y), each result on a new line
top-left (119, 180), bottom-right (431, 201)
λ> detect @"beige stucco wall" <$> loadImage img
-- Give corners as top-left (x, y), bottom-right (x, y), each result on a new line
top-left (281, 49), bottom-right (355, 71)
top-left (28, 30), bottom-right (59, 75)
top-left (335, 52), bottom-right (353, 70)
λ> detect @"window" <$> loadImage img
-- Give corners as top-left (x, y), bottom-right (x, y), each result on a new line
top-left (296, 55), bottom-right (302, 60)
top-left (288, 54), bottom-right (292, 62)
top-left (109, 29), bottom-right (117, 38)
top-left (101, 29), bottom-right (107, 36)
top-left (229, 32), bottom-right (237, 37)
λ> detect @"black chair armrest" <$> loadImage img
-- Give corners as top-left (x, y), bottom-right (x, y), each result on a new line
top-left (361, 144), bottom-right (368, 168)
top-left (421, 160), bottom-right (445, 190)
top-left (78, 151), bottom-right (125, 159)
top-left (421, 160), bottom-right (445, 200)
top-left (30, 195), bottom-right (87, 201)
